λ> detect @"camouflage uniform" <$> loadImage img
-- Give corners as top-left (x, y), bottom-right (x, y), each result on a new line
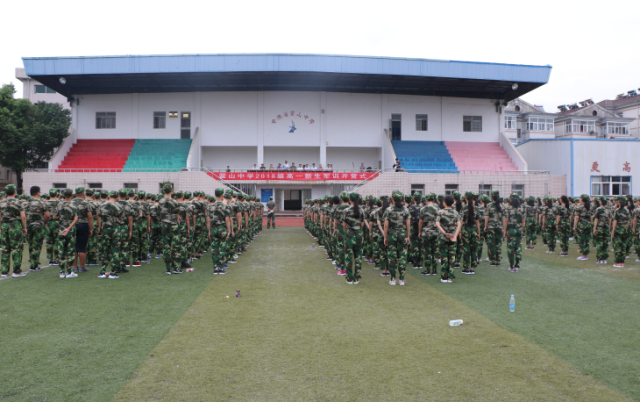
top-left (543, 201), bottom-right (557, 252)
top-left (97, 197), bottom-right (125, 274)
top-left (25, 197), bottom-right (48, 270)
top-left (484, 197), bottom-right (504, 265)
top-left (335, 199), bottom-right (350, 270)
top-left (53, 198), bottom-right (78, 275)
top-left (476, 200), bottom-right (486, 259)
top-left (419, 200), bottom-right (440, 275)
top-left (574, 200), bottom-right (592, 256)
top-left (86, 192), bottom-right (100, 263)
top-left (436, 206), bottom-right (461, 280)
top-left (503, 201), bottom-right (525, 269)
top-left (612, 204), bottom-right (631, 264)
top-left (149, 198), bottom-right (162, 256)
top-left (524, 201), bottom-right (538, 247)
top-left (0, 192), bottom-right (26, 275)
top-left (593, 202), bottom-right (612, 262)
top-left (555, 204), bottom-right (571, 253)
top-left (116, 197), bottom-right (134, 270)
top-left (208, 196), bottom-right (228, 269)
top-left (158, 194), bottom-right (180, 272)
top-left (407, 196), bottom-right (421, 267)
top-left (45, 193), bottom-right (61, 261)
top-left (459, 198), bottom-right (481, 272)
top-left (342, 200), bottom-right (364, 283)
top-left (383, 195), bottom-right (410, 281)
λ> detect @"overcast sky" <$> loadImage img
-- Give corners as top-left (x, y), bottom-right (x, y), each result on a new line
top-left (3, 0), bottom-right (638, 110)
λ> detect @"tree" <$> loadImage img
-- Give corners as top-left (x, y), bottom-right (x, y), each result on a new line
top-left (0, 84), bottom-right (71, 190)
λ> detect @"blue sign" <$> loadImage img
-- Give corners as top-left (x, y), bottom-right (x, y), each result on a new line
top-left (288, 120), bottom-right (297, 133)
top-left (261, 188), bottom-right (273, 203)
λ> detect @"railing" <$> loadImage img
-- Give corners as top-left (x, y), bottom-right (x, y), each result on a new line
top-left (26, 167), bottom-right (376, 173)
top-left (377, 168), bottom-right (550, 175)
top-left (346, 168), bottom-right (384, 192)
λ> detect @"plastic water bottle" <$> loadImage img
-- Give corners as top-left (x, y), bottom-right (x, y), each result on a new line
top-left (186, 268), bottom-right (196, 272)
top-left (449, 319), bottom-right (463, 326)
top-left (312, 243), bottom-right (315, 250)
top-left (510, 295), bottom-right (515, 312)
top-left (147, 253), bottom-right (151, 264)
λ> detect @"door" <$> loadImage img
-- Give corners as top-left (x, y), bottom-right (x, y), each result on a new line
top-left (283, 190), bottom-right (302, 211)
top-left (391, 114), bottom-right (401, 141)
top-left (181, 112), bottom-right (191, 139)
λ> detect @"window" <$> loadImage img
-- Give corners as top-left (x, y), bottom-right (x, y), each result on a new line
top-left (169, 111), bottom-right (178, 118)
top-left (511, 184), bottom-right (525, 198)
top-left (565, 120), bottom-right (595, 134)
top-left (504, 116), bottom-right (517, 129)
top-left (463, 116), bottom-right (482, 132)
top-left (88, 183), bottom-right (102, 189)
top-left (153, 112), bottom-right (166, 129)
top-left (6, 170), bottom-right (10, 180)
top-left (415, 114), bottom-right (428, 131)
top-left (509, 138), bottom-right (517, 144)
top-left (96, 112), bottom-right (116, 129)
top-left (526, 117), bottom-right (554, 131)
top-left (514, 105), bottom-right (521, 112)
top-left (445, 184), bottom-right (458, 196)
top-left (390, 114), bottom-right (401, 141)
top-left (411, 184), bottom-right (424, 195)
top-left (124, 183), bottom-right (138, 189)
top-left (603, 122), bottom-right (629, 135)
top-left (479, 184), bottom-right (492, 196)
top-left (591, 176), bottom-right (631, 196)
top-left (53, 183), bottom-right (67, 189)
top-left (34, 85), bottom-right (56, 94)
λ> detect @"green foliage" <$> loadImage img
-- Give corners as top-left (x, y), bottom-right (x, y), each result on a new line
top-left (0, 83), bottom-right (71, 187)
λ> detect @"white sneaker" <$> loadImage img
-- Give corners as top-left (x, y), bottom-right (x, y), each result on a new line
top-left (59, 273), bottom-right (66, 279)
top-left (399, 280), bottom-right (405, 286)
top-left (98, 273), bottom-right (107, 278)
top-left (440, 279), bottom-right (449, 283)
top-left (11, 272), bottom-right (26, 277)
top-left (389, 280), bottom-right (396, 285)
top-left (485, 257), bottom-right (490, 262)
top-left (66, 272), bottom-right (78, 278)
top-left (603, 260), bottom-right (607, 264)
top-left (233, 254), bottom-right (239, 259)
top-left (346, 281), bottom-right (354, 285)
top-left (332, 261), bottom-right (336, 265)
top-left (353, 280), bottom-right (359, 284)
top-left (635, 259), bottom-right (640, 262)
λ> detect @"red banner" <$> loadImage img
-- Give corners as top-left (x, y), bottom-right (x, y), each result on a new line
top-left (208, 172), bottom-right (378, 181)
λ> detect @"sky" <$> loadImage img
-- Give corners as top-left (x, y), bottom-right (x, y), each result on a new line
top-left (3, 0), bottom-right (638, 110)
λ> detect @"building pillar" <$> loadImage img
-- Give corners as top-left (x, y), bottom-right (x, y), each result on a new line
top-left (320, 91), bottom-right (327, 166)
top-left (132, 93), bottom-right (139, 139)
top-left (257, 92), bottom-right (264, 165)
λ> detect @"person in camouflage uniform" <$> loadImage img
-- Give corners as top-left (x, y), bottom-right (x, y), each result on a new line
top-left (477, 194), bottom-right (488, 262)
top-left (502, 193), bottom-right (525, 271)
top-left (149, 194), bottom-right (163, 258)
top-left (555, 196), bottom-right (571, 256)
top-left (524, 196), bottom-right (538, 249)
top-left (593, 196), bottom-right (612, 264)
top-left (125, 189), bottom-right (142, 267)
top-left (574, 194), bottom-right (593, 260)
top-left (407, 193), bottom-right (422, 269)
top-left (52, 189), bottom-right (79, 278)
top-left (541, 196), bottom-right (557, 253)
top-left (25, 186), bottom-right (49, 272)
top-left (383, 192), bottom-right (411, 286)
top-left (45, 188), bottom-right (61, 265)
top-left (207, 188), bottom-right (230, 274)
top-left (96, 190), bottom-right (110, 262)
top-left (116, 189), bottom-right (135, 273)
top-left (135, 190), bottom-right (151, 263)
top-left (334, 192), bottom-right (350, 276)
top-left (158, 184), bottom-right (181, 274)
top-left (0, 184), bottom-right (28, 277)
top-left (633, 198), bottom-right (640, 262)
top-left (174, 191), bottom-right (191, 269)
top-left (611, 196), bottom-right (631, 268)
top-left (342, 192), bottom-right (365, 284)
top-left (435, 195), bottom-right (461, 282)
top-left (85, 189), bottom-right (100, 265)
top-left (418, 192), bottom-right (440, 276)
top-left (625, 195), bottom-right (635, 258)
top-left (459, 191), bottom-right (481, 274)
top-left (484, 190), bottom-right (504, 266)
top-left (96, 190), bottom-right (125, 279)
top-left (71, 187), bottom-right (95, 273)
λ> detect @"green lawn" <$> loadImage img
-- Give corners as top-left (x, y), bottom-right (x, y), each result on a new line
top-left (0, 230), bottom-right (637, 401)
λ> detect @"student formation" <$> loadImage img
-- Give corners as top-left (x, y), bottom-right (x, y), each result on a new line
top-left (0, 183), bottom-right (263, 279)
top-left (303, 191), bottom-right (640, 286)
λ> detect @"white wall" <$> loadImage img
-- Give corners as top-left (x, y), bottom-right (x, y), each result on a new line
top-left (386, 94), bottom-right (444, 141)
top-left (326, 92), bottom-right (381, 147)
top-left (517, 140), bottom-right (572, 194)
top-left (263, 92), bottom-right (321, 147)
top-left (200, 92), bottom-right (258, 146)
top-left (326, 147), bottom-right (379, 171)
top-left (441, 97), bottom-right (500, 142)
top-left (263, 147), bottom-right (319, 168)
top-left (573, 140), bottom-right (640, 196)
top-left (201, 146), bottom-right (257, 170)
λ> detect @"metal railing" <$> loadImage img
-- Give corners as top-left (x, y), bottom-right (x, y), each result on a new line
top-left (25, 167), bottom-right (375, 174)
top-left (378, 168), bottom-right (549, 175)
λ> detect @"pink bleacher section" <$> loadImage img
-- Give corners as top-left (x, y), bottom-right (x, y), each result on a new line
top-left (445, 142), bottom-right (519, 173)
top-left (57, 139), bottom-right (135, 172)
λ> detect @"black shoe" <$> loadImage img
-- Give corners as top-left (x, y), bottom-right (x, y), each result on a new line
top-left (420, 270), bottom-right (429, 275)
top-left (213, 268), bottom-right (219, 275)
top-left (73, 267), bottom-right (79, 273)
top-left (173, 268), bottom-right (183, 274)
top-left (166, 270), bottom-right (172, 275)
top-left (181, 262), bottom-right (192, 269)
top-left (120, 268), bottom-right (130, 273)
top-left (462, 269), bottom-right (471, 275)
top-left (79, 267), bottom-right (89, 273)
top-left (218, 268), bottom-right (226, 275)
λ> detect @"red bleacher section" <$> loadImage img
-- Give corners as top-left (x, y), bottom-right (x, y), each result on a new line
top-left (57, 139), bottom-right (135, 172)
top-left (445, 142), bottom-right (518, 173)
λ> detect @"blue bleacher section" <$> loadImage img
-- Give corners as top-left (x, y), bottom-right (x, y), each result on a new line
top-left (123, 139), bottom-right (192, 172)
top-left (391, 141), bottom-right (458, 173)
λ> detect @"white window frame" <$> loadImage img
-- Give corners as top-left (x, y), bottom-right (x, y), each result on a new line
top-left (463, 116), bottom-right (482, 132)
top-left (415, 114), bottom-right (428, 131)
top-left (565, 119), bottom-right (596, 134)
top-left (526, 117), bottom-right (554, 131)
top-left (479, 184), bottom-right (492, 196)
top-left (504, 116), bottom-right (517, 129)
top-left (511, 184), bottom-right (525, 197)
top-left (603, 122), bottom-right (630, 135)
top-left (96, 112), bottom-right (116, 129)
top-left (590, 176), bottom-right (631, 196)
top-left (153, 112), bottom-right (166, 129)
top-left (445, 184), bottom-right (459, 196)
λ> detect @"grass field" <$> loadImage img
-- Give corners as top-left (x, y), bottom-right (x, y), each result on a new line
top-left (0, 228), bottom-right (638, 401)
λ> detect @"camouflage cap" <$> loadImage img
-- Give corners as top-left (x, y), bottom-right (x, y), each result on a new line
top-left (118, 188), bottom-right (128, 197)
top-left (339, 191), bottom-right (349, 201)
top-left (580, 194), bottom-right (590, 201)
top-left (63, 188), bottom-right (74, 198)
top-left (615, 195), bottom-right (626, 202)
top-left (528, 196), bottom-right (535, 202)
top-left (391, 192), bottom-right (403, 202)
top-left (224, 188), bottom-right (233, 194)
top-left (109, 190), bottom-right (118, 198)
top-left (491, 190), bottom-right (499, 197)
top-left (174, 190), bottom-right (184, 198)
top-left (49, 188), bottom-right (58, 196)
top-left (42, 193), bottom-right (50, 200)
top-left (5, 184), bottom-right (16, 192)
top-left (127, 189), bottom-right (135, 196)
top-left (413, 192), bottom-right (422, 201)
top-left (184, 191), bottom-right (192, 199)
top-left (0, 191), bottom-right (5, 197)
top-left (426, 192), bottom-right (436, 201)
top-left (403, 194), bottom-right (412, 202)
top-left (24, 195), bottom-right (31, 200)
top-left (464, 190), bottom-right (473, 198)
top-left (162, 183), bottom-right (173, 193)
top-left (147, 194), bottom-right (156, 201)
top-left (452, 191), bottom-right (461, 200)
top-left (214, 188), bottom-right (225, 197)
top-left (75, 187), bottom-right (85, 194)
top-left (437, 194), bottom-right (444, 201)
top-left (510, 193), bottom-right (519, 199)
top-left (599, 196), bottom-right (607, 202)
top-left (481, 194), bottom-right (490, 203)
top-left (223, 192), bottom-right (232, 199)
top-left (138, 190), bottom-right (146, 197)
top-left (85, 188), bottom-right (94, 196)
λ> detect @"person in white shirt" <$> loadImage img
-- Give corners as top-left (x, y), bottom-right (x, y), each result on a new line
top-left (305, 164), bottom-right (310, 170)
top-left (298, 164), bottom-right (303, 170)
top-left (283, 161), bottom-right (290, 169)
top-left (318, 164), bottom-right (324, 171)
top-left (252, 164), bottom-right (258, 170)
top-left (359, 163), bottom-right (366, 172)
top-left (327, 164), bottom-right (333, 171)
top-left (311, 163), bottom-right (317, 171)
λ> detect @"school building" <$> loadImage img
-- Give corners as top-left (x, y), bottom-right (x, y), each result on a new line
top-left (18, 53), bottom-right (576, 208)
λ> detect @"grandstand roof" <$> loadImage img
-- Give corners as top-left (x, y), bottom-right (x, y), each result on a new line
top-left (22, 53), bottom-right (552, 101)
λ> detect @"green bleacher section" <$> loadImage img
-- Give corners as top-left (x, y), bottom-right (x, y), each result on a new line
top-left (123, 139), bottom-right (192, 172)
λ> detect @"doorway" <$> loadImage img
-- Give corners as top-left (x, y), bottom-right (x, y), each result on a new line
top-left (283, 189), bottom-right (302, 210)
top-left (181, 112), bottom-right (191, 139)
top-left (391, 114), bottom-right (401, 141)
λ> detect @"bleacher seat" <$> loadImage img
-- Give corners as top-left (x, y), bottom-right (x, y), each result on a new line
top-left (57, 139), bottom-right (135, 172)
top-left (123, 139), bottom-right (192, 172)
top-left (445, 142), bottom-right (518, 173)
top-left (391, 141), bottom-right (458, 173)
